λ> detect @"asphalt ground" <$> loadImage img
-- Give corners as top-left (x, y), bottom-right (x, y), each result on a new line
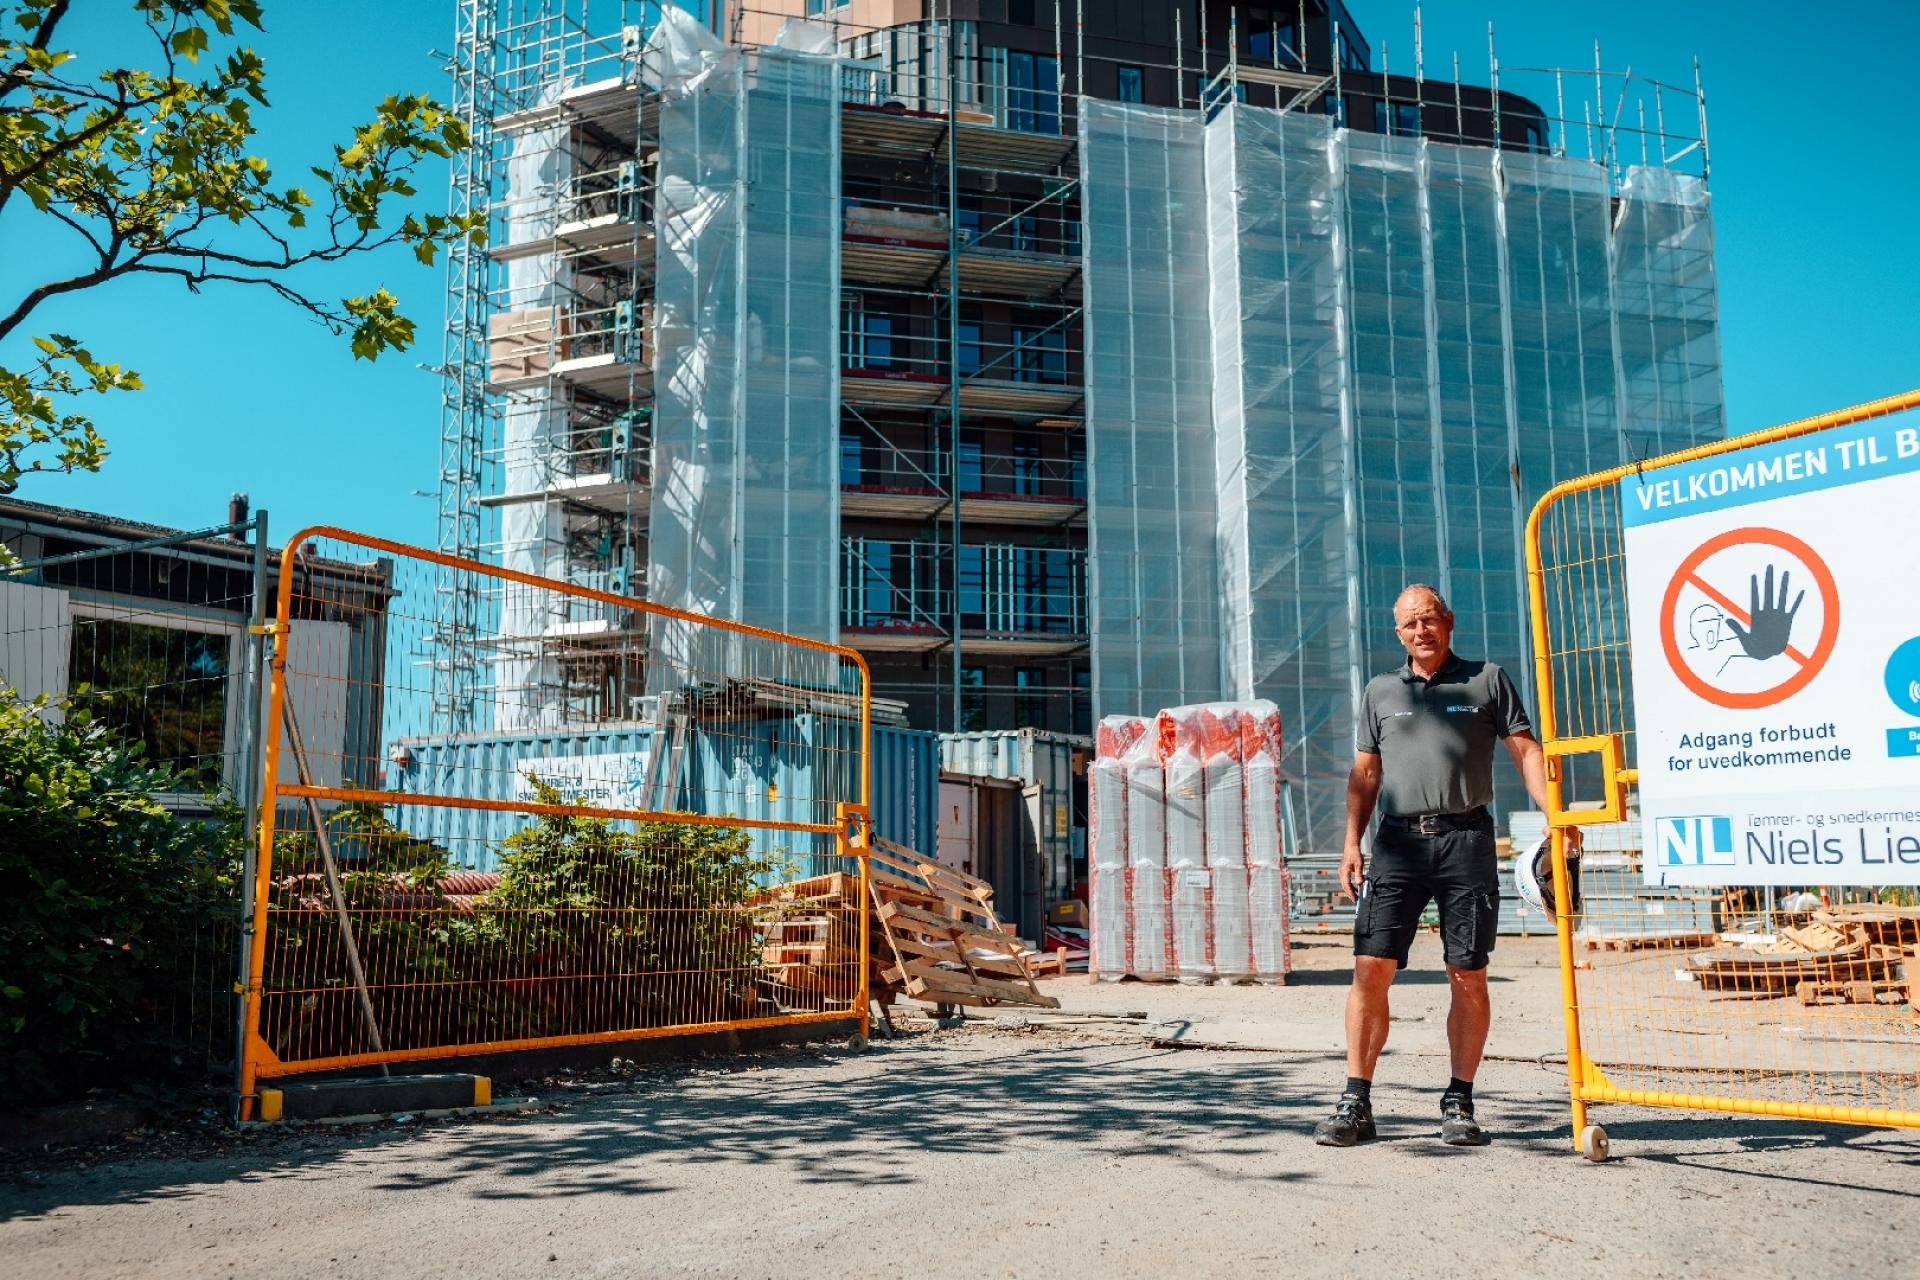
top-left (2, 935), bottom-right (1914, 1279)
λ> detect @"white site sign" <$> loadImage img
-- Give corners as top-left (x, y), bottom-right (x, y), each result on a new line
top-left (1623, 414), bottom-right (1920, 886)
top-left (512, 750), bottom-right (655, 811)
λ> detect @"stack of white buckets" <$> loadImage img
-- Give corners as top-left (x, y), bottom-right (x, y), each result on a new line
top-left (1089, 701), bottom-right (1293, 983)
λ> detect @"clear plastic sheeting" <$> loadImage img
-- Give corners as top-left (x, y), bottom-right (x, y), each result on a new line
top-left (1206, 108), bottom-right (1359, 848)
top-left (648, 44), bottom-right (840, 670)
top-left (1079, 100), bottom-right (1725, 859)
top-left (1080, 101), bottom-right (1224, 714)
top-left (1613, 167), bottom-right (1724, 461)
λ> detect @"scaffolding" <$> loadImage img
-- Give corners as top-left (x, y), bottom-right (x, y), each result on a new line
top-left (436, 3), bottom-right (1725, 832)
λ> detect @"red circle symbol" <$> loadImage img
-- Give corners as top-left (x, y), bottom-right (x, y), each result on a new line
top-left (1659, 526), bottom-right (1839, 710)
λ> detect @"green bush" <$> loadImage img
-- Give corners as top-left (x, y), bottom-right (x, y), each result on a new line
top-left (254, 785), bottom-right (788, 1061)
top-left (471, 783), bottom-right (790, 1033)
top-left (0, 689), bottom-right (240, 1105)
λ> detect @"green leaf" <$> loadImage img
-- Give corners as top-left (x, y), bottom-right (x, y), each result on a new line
top-left (171, 27), bottom-right (209, 63)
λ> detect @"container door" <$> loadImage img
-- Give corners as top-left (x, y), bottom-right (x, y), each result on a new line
top-left (1020, 781), bottom-right (1046, 942)
top-left (937, 778), bottom-right (976, 875)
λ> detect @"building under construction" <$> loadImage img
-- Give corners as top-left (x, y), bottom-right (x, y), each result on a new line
top-left (438, 0), bottom-right (1724, 855)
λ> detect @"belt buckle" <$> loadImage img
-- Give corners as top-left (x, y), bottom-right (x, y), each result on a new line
top-left (1414, 814), bottom-right (1444, 836)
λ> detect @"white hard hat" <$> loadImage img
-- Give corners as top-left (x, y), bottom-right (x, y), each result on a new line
top-left (1513, 831), bottom-right (1582, 918)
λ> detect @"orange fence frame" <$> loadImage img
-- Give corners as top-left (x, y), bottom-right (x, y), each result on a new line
top-left (1524, 389), bottom-right (1920, 1152)
top-left (237, 527), bottom-right (873, 1118)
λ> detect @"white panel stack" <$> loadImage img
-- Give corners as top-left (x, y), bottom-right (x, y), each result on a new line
top-left (1088, 700), bottom-right (1292, 984)
top-left (1088, 726), bottom-right (1132, 979)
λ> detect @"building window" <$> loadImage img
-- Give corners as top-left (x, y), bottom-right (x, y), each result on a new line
top-left (1394, 102), bottom-right (1420, 137)
top-left (843, 298), bottom-right (895, 369)
top-left (68, 617), bottom-right (231, 791)
top-left (1339, 37), bottom-right (1369, 73)
top-left (840, 433), bottom-right (862, 487)
top-left (960, 666), bottom-right (987, 732)
top-left (1245, 10), bottom-right (1298, 65)
top-left (1014, 668), bottom-right (1049, 730)
top-left (1005, 50), bottom-right (1059, 134)
top-left (956, 206), bottom-right (982, 246)
top-left (1011, 314), bottom-right (1066, 384)
top-left (1011, 439), bottom-right (1041, 495)
top-left (1372, 99), bottom-right (1386, 134)
top-left (1116, 65), bottom-right (1144, 103)
top-left (1071, 667), bottom-right (1091, 736)
top-left (956, 322), bottom-right (982, 377)
top-left (1326, 93), bottom-right (1347, 126)
top-left (958, 436), bottom-right (984, 492)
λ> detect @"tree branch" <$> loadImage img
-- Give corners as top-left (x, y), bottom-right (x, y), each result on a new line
top-left (0, 0), bottom-right (72, 102)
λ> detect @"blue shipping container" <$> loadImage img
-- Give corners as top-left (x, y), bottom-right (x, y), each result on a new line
top-left (383, 717), bottom-right (936, 875)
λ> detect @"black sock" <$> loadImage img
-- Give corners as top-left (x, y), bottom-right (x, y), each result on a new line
top-left (1345, 1076), bottom-right (1372, 1100)
top-left (1445, 1077), bottom-right (1473, 1100)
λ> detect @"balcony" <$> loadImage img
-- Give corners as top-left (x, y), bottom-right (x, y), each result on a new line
top-left (480, 413), bottom-right (651, 518)
top-left (839, 299), bottom-right (1085, 419)
top-left (840, 538), bottom-right (1087, 657)
top-left (487, 297), bottom-right (653, 400)
top-left (839, 431), bottom-right (1086, 527)
top-left (487, 157), bottom-right (655, 274)
top-left (840, 188), bottom-right (1083, 301)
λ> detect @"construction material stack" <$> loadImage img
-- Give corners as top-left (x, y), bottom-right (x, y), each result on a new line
top-left (1090, 701), bottom-right (1293, 983)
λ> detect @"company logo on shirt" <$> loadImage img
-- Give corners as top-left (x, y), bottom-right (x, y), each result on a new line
top-left (1446, 704), bottom-right (1481, 713)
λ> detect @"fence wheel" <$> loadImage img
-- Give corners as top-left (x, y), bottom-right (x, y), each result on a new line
top-left (1579, 1124), bottom-right (1610, 1163)
top-left (847, 1032), bottom-right (870, 1052)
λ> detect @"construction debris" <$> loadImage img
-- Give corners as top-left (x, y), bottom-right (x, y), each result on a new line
top-left (747, 839), bottom-right (1058, 1015)
top-left (866, 838), bottom-right (1059, 1011)
top-left (1684, 908), bottom-right (1917, 1004)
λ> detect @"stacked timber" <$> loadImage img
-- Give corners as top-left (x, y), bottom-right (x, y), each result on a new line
top-left (749, 872), bottom-right (863, 1009)
top-left (866, 838), bottom-right (1059, 1011)
top-left (747, 840), bottom-right (1058, 1014)
top-left (1685, 909), bottom-right (1917, 1007)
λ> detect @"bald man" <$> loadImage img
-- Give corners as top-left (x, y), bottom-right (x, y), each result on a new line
top-left (1314, 584), bottom-right (1581, 1148)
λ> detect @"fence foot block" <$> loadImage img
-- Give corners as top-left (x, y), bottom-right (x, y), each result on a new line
top-left (256, 1073), bottom-right (491, 1122)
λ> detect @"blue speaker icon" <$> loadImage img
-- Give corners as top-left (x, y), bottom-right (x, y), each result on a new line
top-left (1887, 637), bottom-right (1920, 717)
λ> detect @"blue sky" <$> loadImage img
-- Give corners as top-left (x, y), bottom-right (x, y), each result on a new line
top-left (5, 1), bottom-right (1916, 548)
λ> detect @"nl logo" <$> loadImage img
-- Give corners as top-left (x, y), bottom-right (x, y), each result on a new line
top-left (1657, 815), bottom-right (1737, 867)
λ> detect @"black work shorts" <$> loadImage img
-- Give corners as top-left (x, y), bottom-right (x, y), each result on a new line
top-left (1352, 814), bottom-right (1501, 971)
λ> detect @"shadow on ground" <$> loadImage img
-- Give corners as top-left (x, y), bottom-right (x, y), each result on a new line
top-left (2, 1031), bottom-right (1915, 1220)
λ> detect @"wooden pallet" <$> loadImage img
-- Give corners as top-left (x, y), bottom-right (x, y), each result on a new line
top-left (867, 837), bottom-right (1058, 1011)
top-left (1582, 932), bottom-right (1718, 953)
top-left (1795, 975), bottom-right (1910, 1007)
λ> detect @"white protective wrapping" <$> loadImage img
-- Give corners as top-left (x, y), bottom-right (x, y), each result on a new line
top-left (648, 34), bottom-right (840, 678)
top-left (1083, 101), bottom-right (1726, 858)
top-left (1122, 730), bottom-right (1169, 979)
top-left (1088, 752), bottom-right (1130, 980)
top-left (494, 87), bottom-right (571, 727)
top-left (1090, 701), bottom-right (1289, 983)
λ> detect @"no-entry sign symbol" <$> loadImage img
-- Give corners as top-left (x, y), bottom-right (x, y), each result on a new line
top-left (1658, 526), bottom-right (1840, 710)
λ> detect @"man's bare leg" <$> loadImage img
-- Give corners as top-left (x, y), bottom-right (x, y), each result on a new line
top-left (1317, 956), bottom-right (1400, 1146)
top-left (1345, 955), bottom-right (1400, 1079)
top-left (1440, 965), bottom-right (1492, 1145)
top-left (1444, 965), bottom-right (1490, 1081)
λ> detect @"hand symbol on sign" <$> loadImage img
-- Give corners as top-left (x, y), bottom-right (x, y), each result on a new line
top-left (1723, 564), bottom-right (1805, 664)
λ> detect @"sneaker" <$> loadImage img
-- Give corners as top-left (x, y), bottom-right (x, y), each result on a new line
top-left (1440, 1092), bottom-right (1488, 1146)
top-left (1313, 1092), bottom-right (1377, 1147)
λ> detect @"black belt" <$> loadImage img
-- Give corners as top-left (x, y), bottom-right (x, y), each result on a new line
top-left (1382, 806), bottom-right (1488, 836)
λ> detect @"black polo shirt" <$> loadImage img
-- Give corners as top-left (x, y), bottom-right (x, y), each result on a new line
top-left (1356, 653), bottom-right (1533, 818)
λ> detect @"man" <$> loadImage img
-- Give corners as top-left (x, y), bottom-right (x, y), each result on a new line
top-left (1314, 584), bottom-right (1580, 1148)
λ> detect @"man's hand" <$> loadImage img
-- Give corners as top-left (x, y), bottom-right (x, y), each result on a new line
top-left (1340, 844), bottom-right (1365, 901)
top-left (1556, 825), bottom-right (1585, 853)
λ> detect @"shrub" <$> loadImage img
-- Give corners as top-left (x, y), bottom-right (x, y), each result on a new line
top-left (471, 783), bottom-right (789, 1034)
top-left (0, 690), bottom-right (240, 1105)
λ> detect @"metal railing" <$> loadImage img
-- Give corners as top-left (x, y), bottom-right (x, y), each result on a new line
top-left (840, 538), bottom-right (1087, 638)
